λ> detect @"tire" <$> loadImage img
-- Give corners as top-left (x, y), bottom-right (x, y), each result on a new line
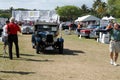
top-left (59, 42), bottom-right (63, 54)
top-left (36, 42), bottom-right (42, 54)
top-left (36, 44), bottom-right (40, 54)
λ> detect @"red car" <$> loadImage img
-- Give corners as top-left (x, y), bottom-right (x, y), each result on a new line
top-left (80, 25), bottom-right (99, 38)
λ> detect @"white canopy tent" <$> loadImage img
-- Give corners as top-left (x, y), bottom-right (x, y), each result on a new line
top-left (108, 16), bottom-right (115, 20)
top-left (75, 15), bottom-right (100, 22)
top-left (102, 16), bottom-right (109, 20)
top-left (102, 16), bottom-right (115, 20)
top-left (101, 16), bottom-right (116, 27)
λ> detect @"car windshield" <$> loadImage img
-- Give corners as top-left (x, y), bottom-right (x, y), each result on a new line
top-left (22, 24), bottom-right (32, 27)
top-left (36, 25), bottom-right (58, 32)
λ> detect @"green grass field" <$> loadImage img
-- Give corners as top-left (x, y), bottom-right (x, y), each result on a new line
top-left (0, 33), bottom-right (120, 80)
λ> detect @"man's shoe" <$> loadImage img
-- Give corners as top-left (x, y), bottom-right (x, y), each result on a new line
top-left (110, 60), bottom-right (114, 65)
top-left (113, 62), bottom-right (118, 66)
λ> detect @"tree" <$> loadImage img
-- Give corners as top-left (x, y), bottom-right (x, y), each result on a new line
top-left (16, 8), bottom-right (29, 11)
top-left (96, 2), bottom-right (107, 17)
top-left (0, 8), bottom-right (32, 18)
top-left (0, 9), bottom-right (11, 18)
top-left (107, 0), bottom-right (120, 17)
top-left (92, 0), bottom-right (107, 18)
top-left (81, 4), bottom-right (90, 16)
top-left (56, 5), bottom-right (82, 21)
top-left (0, 13), bottom-right (11, 18)
top-left (93, 0), bottom-right (102, 10)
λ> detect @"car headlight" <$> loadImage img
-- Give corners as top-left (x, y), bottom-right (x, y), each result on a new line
top-left (54, 38), bottom-right (57, 42)
top-left (42, 38), bottom-right (46, 42)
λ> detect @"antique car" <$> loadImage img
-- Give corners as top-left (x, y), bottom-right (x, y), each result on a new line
top-left (60, 22), bottom-right (77, 30)
top-left (21, 24), bottom-right (34, 34)
top-left (31, 22), bottom-right (64, 54)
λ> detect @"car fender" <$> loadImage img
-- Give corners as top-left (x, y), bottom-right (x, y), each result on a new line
top-left (35, 37), bottom-right (41, 42)
top-left (58, 37), bottom-right (64, 42)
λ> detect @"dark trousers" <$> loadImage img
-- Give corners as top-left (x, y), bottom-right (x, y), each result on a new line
top-left (8, 34), bottom-right (19, 59)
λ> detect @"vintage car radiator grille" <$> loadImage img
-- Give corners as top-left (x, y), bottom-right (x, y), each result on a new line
top-left (46, 34), bottom-right (53, 43)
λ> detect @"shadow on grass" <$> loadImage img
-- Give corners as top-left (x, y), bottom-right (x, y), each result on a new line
top-left (0, 54), bottom-right (54, 62)
top-left (42, 48), bottom-right (85, 55)
top-left (0, 78), bottom-right (4, 80)
top-left (0, 55), bottom-right (9, 58)
top-left (0, 71), bottom-right (35, 75)
top-left (63, 49), bottom-right (85, 55)
top-left (16, 57), bottom-right (54, 62)
top-left (24, 58), bottom-right (54, 62)
top-left (20, 53), bottom-right (36, 57)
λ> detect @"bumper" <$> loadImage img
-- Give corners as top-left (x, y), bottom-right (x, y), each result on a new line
top-left (80, 33), bottom-right (89, 37)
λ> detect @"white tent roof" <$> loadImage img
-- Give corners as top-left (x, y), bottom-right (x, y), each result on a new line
top-left (102, 16), bottom-right (109, 20)
top-left (75, 15), bottom-right (100, 22)
top-left (108, 16), bottom-right (115, 20)
top-left (102, 16), bottom-right (115, 20)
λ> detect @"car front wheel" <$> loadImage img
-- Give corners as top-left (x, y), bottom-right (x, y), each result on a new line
top-left (59, 42), bottom-right (63, 54)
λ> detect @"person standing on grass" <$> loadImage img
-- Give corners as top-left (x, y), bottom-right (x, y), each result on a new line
top-left (109, 23), bottom-right (120, 66)
top-left (77, 22), bottom-right (83, 37)
top-left (2, 20), bottom-right (9, 57)
top-left (97, 23), bottom-right (120, 66)
top-left (69, 23), bottom-right (72, 34)
top-left (7, 17), bottom-right (21, 60)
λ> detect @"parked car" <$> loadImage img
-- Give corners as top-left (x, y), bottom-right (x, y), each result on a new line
top-left (31, 22), bottom-right (64, 54)
top-left (95, 26), bottom-right (106, 36)
top-left (0, 24), bottom-right (3, 37)
top-left (0, 29), bottom-right (3, 37)
top-left (80, 24), bottom-right (100, 38)
top-left (21, 24), bottom-right (34, 34)
top-left (60, 22), bottom-right (77, 30)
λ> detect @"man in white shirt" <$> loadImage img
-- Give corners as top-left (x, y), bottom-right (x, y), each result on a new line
top-left (2, 20), bottom-right (9, 57)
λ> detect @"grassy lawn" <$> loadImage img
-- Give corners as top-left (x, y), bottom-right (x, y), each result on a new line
top-left (0, 33), bottom-right (120, 80)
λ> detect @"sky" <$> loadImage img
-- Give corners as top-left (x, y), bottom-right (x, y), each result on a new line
top-left (0, 0), bottom-right (107, 10)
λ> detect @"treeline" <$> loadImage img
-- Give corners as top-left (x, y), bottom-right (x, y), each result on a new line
top-left (0, 9), bottom-right (11, 18)
top-left (0, 7), bottom-right (31, 18)
top-left (56, 0), bottom-right (107, 21)
top-left (56, 0), bottom-right (120, 21)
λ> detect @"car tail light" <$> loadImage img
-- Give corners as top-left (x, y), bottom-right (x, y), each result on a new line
top-left (81, 30), bottom-right (90, 34)
top-left (85, 31), bottom-right (90, 34)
